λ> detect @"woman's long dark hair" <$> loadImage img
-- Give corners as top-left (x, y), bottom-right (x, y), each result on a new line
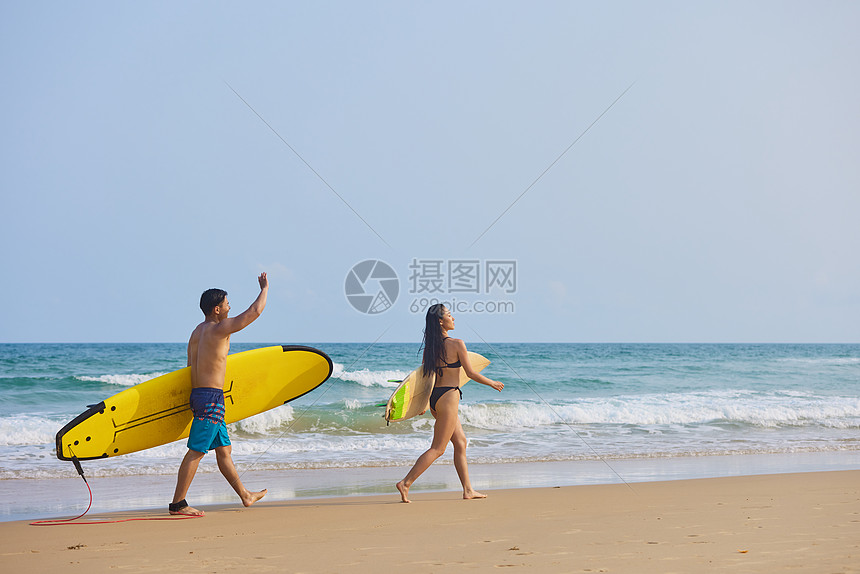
top-left (420, 304), bottom-right (447, 379)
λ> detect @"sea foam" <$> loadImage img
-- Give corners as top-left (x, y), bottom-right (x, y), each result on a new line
top-left (458, 391), bottom-right (860, 430)
top-left (0, 415), bottom-right (61, 445)
top-left (77, 373), bottom-right (165, 387)
top-left (230, 405), bottom-right (295, 435)
top-left (331, 363), bottom-right (408, 387)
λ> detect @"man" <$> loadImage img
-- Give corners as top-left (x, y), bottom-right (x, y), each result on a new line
top-left (169, 273), bottom-right (269, 516)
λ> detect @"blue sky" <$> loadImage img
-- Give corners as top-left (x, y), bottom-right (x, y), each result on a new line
top-left (1, 2), bottom-right (858, 343)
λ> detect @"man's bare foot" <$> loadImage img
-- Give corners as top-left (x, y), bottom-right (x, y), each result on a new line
top-left (242, 489), bottom-right (267, 508)
top-left (464, 490), bottom-right (487, 500)
top-left (169, 501), bottom-right (205, 516)
top-left (396, 480), bottom-right (411, 503)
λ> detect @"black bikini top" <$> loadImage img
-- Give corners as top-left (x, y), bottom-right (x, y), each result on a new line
top-left (441, 337), bottom-right (461, 368)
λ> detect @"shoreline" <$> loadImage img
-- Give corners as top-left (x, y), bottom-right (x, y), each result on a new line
top-left (1, 469), bottom-right (858, 572)
top-left (2, 450), bottom-right (858, 523)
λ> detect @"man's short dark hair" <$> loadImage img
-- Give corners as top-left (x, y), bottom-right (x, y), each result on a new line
top-left (200, 289), bottom-right (227, 316)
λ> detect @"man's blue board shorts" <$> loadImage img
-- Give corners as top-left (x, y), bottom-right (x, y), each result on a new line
top-left (187, 387), bottom-right (230, 453)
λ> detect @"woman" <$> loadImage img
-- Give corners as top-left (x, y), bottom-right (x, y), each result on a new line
top-left (396, 304), bottom-right (504, 503)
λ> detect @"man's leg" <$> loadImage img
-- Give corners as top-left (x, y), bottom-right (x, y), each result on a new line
top-left (213, 444), bottom-right (267, 507)
top-left (171, 449), bottom-right (206, 516)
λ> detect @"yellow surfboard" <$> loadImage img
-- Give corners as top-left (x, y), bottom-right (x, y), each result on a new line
top-left (56, 345), bottom-right (332, 461)
top-left (384, 352), bottom-right (490, 423)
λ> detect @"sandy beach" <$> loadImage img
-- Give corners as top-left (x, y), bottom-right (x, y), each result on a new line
top-left (1, 470), bottom-right (858, 573)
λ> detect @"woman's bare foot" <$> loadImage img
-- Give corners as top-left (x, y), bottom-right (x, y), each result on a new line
top-left (241, 489), bottom-right (267, 508)
top-left (396, 480), bottom-right (411, 503)
top-left (463, 490), bottom-right (487, 500)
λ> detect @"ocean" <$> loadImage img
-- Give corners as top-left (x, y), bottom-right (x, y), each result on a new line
top-left (2, 342), bottom-right (859, 520)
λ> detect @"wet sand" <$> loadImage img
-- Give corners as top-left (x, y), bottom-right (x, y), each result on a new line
top-left (1, 470), bottom-right (858, 573)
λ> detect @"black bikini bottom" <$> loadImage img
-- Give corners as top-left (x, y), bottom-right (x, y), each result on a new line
top-left (429, 386), bottom-right (462, 411)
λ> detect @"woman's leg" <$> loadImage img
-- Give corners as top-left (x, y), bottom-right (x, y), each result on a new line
top-left (397, 390), bottom-right (460, 502)
top-left (451, 418), bottom-right (486, 499)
